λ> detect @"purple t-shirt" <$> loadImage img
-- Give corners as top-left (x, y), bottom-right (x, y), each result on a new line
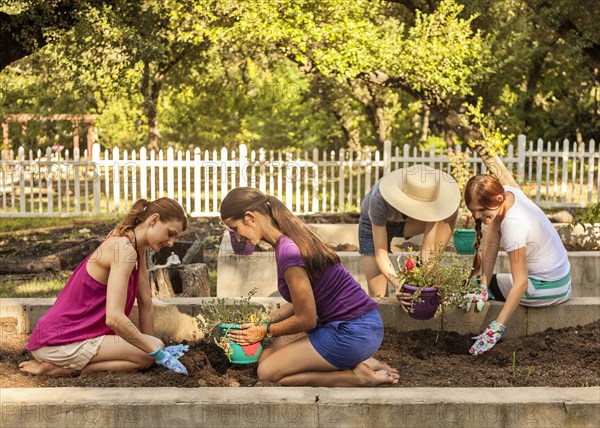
top-left (26, 252), bottom-right (139, 350)
top-left (276, 234), bottom-right (378, 324)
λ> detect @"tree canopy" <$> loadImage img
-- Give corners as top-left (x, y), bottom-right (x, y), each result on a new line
top-left (0, 0), bottom-right (598, 160)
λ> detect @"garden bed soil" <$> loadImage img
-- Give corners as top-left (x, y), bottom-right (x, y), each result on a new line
top-left (2, 318), bottom-right (598, 388)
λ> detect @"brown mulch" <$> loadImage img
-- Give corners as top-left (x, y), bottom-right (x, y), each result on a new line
top-left (2, 318), bottom-right (598, 388)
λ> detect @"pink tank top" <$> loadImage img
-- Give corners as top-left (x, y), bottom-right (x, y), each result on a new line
top-left (26, 248), bottom-right (139, 350)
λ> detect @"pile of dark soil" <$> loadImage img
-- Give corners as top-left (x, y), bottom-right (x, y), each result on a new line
top-left (2, 318), bottom-right (598, 388)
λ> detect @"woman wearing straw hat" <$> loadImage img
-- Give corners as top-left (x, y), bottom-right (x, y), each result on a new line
top-left (359, 164), bottom-right (461, 304)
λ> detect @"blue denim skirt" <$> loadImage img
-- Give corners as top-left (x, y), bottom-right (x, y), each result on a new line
top-left (307, 310), bottom-right (384, 370)
top-left (358, 214), bottom-right (406, 256)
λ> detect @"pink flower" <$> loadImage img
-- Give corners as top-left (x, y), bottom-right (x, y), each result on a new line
top-left (403, 255), bottom-right (416, 274)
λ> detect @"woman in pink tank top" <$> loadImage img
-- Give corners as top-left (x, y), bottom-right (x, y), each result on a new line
top-left (19, 198), bottom-right (189, 376)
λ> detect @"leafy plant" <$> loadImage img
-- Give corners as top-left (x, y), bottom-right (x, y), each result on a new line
top-left (511, 351), bottom-right (535, 382)
top-left (571, 202), bottom-right (600, 229)
top-left (197, 288), bottom-right (269, 361)
top-left (197, 288), bottom-right (269, 334)
top-left (396, 248), bottom-right (476, 312)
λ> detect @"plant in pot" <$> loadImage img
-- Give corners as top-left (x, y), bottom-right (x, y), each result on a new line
top-left (197, 288), bottom-right (269, 364)
top-left (396, 249), bottom-right (476, 320)
top-left (453, 209), bottom-right (477, 255)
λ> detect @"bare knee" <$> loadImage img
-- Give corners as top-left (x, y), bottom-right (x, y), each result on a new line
top-left (257, 362), bottom-right (282, 383)
top-left (130, 346), bottom-right (157, 370)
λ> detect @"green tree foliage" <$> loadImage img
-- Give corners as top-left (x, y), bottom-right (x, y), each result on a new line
top-left (0, 0), bottom-right (598, 156)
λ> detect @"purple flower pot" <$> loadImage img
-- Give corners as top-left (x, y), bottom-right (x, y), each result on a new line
top-left (229, 231), bottom-right (256, 255)
top-left (401, 284), bottom-right (440, 320)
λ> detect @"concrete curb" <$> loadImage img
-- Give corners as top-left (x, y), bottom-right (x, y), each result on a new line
top-left (1, 387), bottom-right (599, 427)
top-left (2, 298), bottom-right (599, 342)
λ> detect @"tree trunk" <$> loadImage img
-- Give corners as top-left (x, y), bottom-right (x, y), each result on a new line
top-left (148, 263), bottom-right (210, 297)
top-left (420, 103), bottom-right (431, 142)
top-left (375, 106), bottom-right (389, 146)
top-left (444, 110), bottom-right (519, 187)
top-left (145, 67), bottom-right (164, 152)
top-left (443, 127), bottom-right (456, 151)
top-left (312, 75), bottom-right (359, 150)
top-left (0, 256), bottom-right (60, 274)
top-left (182, 240), bottom-right (204, 264)
top-left (50, 238), bottom-right (102, 270)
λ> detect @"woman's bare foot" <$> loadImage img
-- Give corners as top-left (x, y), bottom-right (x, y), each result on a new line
top-left (352, 362), bottom-right (399, 386)
top-left (362, 357), bottom-right (399, 374)
top-left (19, 360), bottom-right (73, 376)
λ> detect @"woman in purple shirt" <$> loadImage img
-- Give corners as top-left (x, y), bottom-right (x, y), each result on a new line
top-left (19, 198), bottom-right (189, 376)
top-left (221, 187), bottom-right (398, 386)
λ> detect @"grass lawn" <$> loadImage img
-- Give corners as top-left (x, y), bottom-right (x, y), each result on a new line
top-left (0, 274), bottom-right (69, 298)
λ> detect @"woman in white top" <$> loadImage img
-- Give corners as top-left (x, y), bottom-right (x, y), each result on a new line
top-left (464, 175), bottom-right (571, 355)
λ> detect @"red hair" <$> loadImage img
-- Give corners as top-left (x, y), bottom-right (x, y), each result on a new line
top-left (464, 175), bottom-right (505, 279)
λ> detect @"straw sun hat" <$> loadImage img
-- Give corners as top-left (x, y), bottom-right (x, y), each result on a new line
top-left (378, 164), bottom-right (461, 222)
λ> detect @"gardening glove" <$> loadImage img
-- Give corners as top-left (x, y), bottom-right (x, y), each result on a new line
top-left (464, 283), bottom-right (488, 313)
top-left (148, 347), bottom-right (188, 374)
top-left (469, 321), bottom-right (507, 356)
top-left (164, 344), bottom-right (190, 359)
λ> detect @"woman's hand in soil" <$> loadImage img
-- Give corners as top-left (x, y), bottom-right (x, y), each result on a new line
top-left (148, 347), bottom-right (188, 374)
top-left (229, 323), bottom-right (266, 345)
top-left (469, 321), bottom-right (507, 355)
top-left (395, 290), bottom-right (412, 312)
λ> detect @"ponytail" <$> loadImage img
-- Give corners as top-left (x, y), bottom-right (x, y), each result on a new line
top-left (114, 197), bottom-right (187, 236)
top-left (221, 187), bottom-right (340, 280)
top-left (266, 195), bottom-right (340, 279)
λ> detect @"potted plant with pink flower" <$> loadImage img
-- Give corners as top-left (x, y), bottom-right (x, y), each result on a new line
top-left (197, 288), bottom-right (269, 364)
top-left (396, 249), bottom-right (476, 320)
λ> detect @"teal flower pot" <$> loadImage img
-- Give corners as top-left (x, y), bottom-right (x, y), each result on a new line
top-left (453, 229), bottom-right (477, 255)
top-left (217, 323), bottom-right (263, 364)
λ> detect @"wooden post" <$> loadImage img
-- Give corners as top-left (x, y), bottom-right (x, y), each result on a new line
top-left (86, 125), bottom-right (96, 158)
top-left (167, 146), bottom-right (175, 199)
top-left (72, 120), bottom-right (80, 152)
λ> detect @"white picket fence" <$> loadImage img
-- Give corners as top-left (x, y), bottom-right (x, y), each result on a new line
top-left (0, 135), bottom-right (598, 217)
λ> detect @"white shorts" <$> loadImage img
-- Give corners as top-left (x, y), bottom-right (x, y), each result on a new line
top-left (495, 273), bottom-right (571, 307)
top-left (31, 336), bottom-right (105, 370)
